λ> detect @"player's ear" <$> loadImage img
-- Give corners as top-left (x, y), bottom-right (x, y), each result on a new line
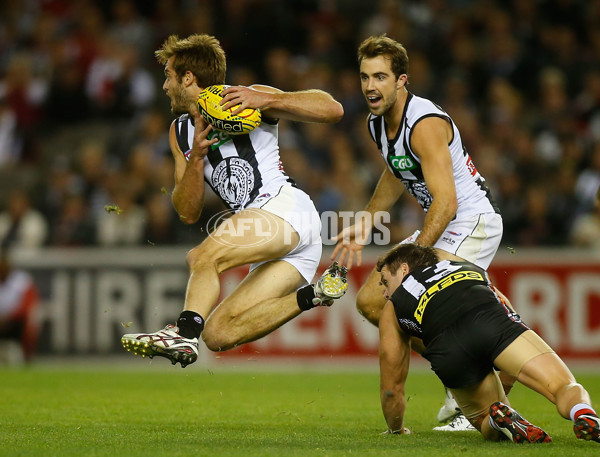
top-left (184, 71), bottom-right (194, 86)
top-left (400, 262), bottom-right (410, 277)
top-left (396, 74), bottom-right (407, 89)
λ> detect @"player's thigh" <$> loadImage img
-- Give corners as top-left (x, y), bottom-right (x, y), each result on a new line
top-left (451, 370), bottom-right (507, 429)
top-left (211, 259), bottom-right (305, 318)
top-left (493, 330), bottom-right (555, 379)
top-left (495, 330), bottom-right (572, 400)
top-left (191, 209), bottom-right (300, 272)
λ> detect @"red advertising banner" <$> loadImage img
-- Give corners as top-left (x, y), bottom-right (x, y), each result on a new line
top-left (23, 247), bottom-right (600, 360)
top-left (488, 259), bottom-right (600, 360)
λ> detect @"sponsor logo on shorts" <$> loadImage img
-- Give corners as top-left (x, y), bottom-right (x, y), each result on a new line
top-left (446, 231), bottom-right (462, 236)
top-left (442, 236), bottom-right (456, 245)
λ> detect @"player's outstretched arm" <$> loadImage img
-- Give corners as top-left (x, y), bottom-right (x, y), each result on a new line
top-left (221, 85), bottom-right (343, 124)
top-left (379, 302), bottom-right (411, 434)
top-left (331, 168), bottom-right (403, 268)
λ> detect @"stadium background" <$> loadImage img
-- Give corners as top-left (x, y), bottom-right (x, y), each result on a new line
top-left (1, 0), bottom-right (600, 365)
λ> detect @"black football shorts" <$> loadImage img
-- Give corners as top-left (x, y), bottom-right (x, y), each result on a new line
top-left (422, 302), bottom-right (529, 389)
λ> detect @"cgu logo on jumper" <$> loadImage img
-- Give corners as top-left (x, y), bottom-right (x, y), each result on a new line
top-left (389, 155), bottom-right (417, 171)
top-left (208, 129), bottom-right (231, 150)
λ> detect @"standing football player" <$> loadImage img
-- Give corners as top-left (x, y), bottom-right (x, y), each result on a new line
top-left (122, 34), bottom-right (347, 366)
top-left (331, 34), bottom-right (513, 430)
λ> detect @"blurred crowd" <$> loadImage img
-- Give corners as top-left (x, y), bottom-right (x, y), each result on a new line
top-left (1, 0), bottom-right (600, 250)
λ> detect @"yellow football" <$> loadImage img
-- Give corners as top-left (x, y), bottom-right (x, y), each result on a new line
top-left (197, 85), bottom-right (261, 135)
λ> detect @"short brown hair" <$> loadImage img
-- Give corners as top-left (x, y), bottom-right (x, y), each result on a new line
top-left (376, 243), bottom-right (438, 274)
top-left (357, 34), bottom-right (409, 79)
top-left (155, 34), bottom-right (226, 87)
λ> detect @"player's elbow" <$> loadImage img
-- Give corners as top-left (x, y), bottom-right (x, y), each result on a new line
top-left (173, 200), bottom-right (201, 224)
top-left (179, 213), bottom-right (200, 225)
top-left (176, 208), bottom-right (201, 225)
top-left (328, 102), bottom-right (344, 123)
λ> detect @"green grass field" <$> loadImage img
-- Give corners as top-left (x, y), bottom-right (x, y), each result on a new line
top-left (1, 362), bottom-right (599, 457)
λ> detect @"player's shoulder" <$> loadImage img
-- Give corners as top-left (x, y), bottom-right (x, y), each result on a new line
top-left (174, 113), bottom-right (192, 126)
top-left (169, 114), bottom-right (194, 155)
top-left (169, 114), bottom-right (192, 135)
top-left (405, 93), bottom-right (445, 120)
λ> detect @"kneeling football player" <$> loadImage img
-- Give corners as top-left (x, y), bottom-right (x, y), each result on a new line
top-left (376, 243), bottom-right (599, 444)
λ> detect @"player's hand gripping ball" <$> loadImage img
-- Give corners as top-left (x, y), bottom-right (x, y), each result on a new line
top-left (197, 85), bottom-right (261, 135)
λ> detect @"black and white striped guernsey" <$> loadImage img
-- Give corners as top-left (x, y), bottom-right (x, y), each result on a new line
top-left (174, 114), bottom-right (295, 211)
top-left (367, 92), bottom-right (499, 217)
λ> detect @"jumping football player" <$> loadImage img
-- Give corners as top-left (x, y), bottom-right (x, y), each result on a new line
top-left (122, 34), bottom-right (347, 366)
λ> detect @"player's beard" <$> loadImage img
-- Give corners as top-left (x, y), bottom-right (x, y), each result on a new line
top-left (368, 90), bottom-right (397, 117)
top-left (169, 83), bottom-right (191, 115)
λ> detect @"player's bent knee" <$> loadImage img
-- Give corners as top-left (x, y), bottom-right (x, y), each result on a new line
top-left (201, 321), bottom-right (237, 352)
top-left (356, 287), bottom-right (384, 325)
top-left (355, 286), bottom-right (371, 313)
top-left (186, 244), bottom-right (223, 273)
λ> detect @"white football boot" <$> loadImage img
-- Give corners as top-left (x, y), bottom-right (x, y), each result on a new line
top-left (312, 262), bottom-right (348, 306)
top-left (121, 324), bottom-right (199, 368)
top-left (437, 388), bottom-right (461, 422)
top-left (433, 414), bottom-right (477, 431)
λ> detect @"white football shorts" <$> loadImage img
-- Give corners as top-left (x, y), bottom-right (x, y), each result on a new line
top-left (403, 212), bottom-right (503, 270)
top-left (246, 185), bottom-right (322, 284)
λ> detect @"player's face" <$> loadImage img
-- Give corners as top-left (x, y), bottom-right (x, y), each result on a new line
top-left (359, 56), bottom-right (404, 116)
top-left (379, 265), bottom-right (406, 301)
top-left (163, 57), bottom-right (190, 114)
